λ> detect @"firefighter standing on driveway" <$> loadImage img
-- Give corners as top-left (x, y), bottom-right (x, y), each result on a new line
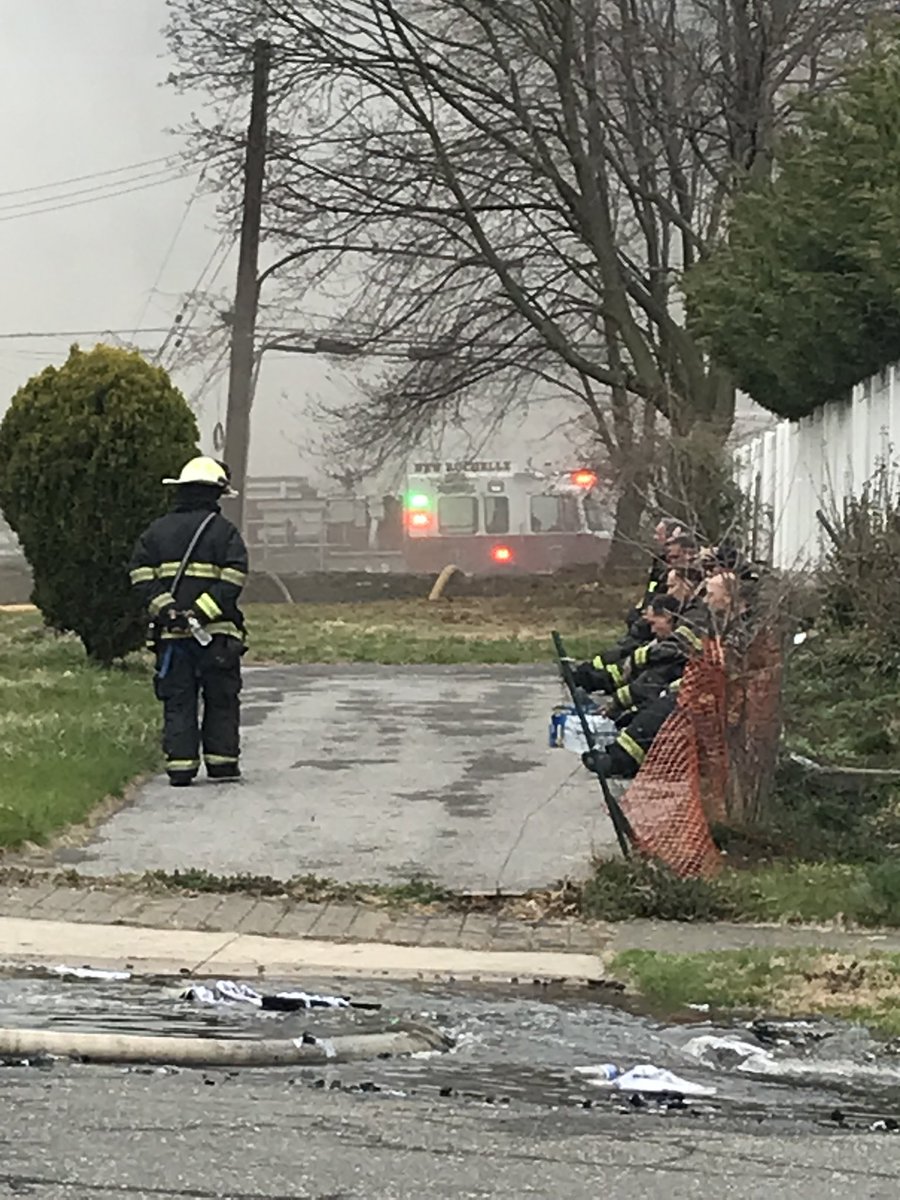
top-left (129, 456), bottom-right (248, 787)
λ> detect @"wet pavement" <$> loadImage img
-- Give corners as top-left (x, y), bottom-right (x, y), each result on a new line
top-left (2, 971), bottom-right (899, 1197)
top-left (4, 1067), bottom-right (898, 1200)
top-left (59, 665), bottom-right (617, 890)
top-left (2, 970), bottom-right (898, 1133)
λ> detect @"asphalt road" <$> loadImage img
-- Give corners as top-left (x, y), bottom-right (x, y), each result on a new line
top-left (63, 665), bottom-right (618, 891)
top-left (0, 1064), bottom-right (895, 1199)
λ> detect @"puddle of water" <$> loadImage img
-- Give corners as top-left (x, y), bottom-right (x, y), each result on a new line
top-left (0, 971), bottom-right (898, 1129)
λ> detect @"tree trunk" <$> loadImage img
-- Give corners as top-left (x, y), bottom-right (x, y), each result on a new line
top-left (606, 474), bottom-right (647, 570)
top-left (657, 422), bottom-right (737, 542)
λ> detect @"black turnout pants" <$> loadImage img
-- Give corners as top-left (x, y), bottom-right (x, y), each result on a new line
top-left (154, 636), bottom-right (242, 781)
top-left (607, 691), bottom-right (678, 779)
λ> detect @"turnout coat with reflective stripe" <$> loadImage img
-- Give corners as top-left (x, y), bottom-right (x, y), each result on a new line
top-left (607, 603), bottom-right (710, 719)
top-left (128, 499), bottom-right (248, 641)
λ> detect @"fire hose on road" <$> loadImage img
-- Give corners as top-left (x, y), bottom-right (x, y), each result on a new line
top-left (0, 1021), bottom-right (451, 1068)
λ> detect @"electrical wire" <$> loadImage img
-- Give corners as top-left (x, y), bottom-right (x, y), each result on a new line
top-left (0, 155), bottom-right (180, 200)
top-left (0, 327), bottom-right (177, 340)
top-left (134, 94), bottom-right (239, 346)
top-left (0, 162), bottom-right (186, 215)
top-left (154, 231), bottom-right (234, 366)
top-left (131, 161), bottom-right (225, 340)
top-left (187, 340), bottom-right (231, 422)
top-left (0, 171), bottom-right (191, 225)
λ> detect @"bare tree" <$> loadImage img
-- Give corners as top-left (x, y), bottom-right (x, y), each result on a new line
top-left (164, 0), bottom-right (880, 552)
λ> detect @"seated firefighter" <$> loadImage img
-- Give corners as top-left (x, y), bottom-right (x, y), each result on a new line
top-left (705, 566), bottom-right (760, 647)
top-left (577, 593), bottom-right (708, 779)
top-left (667, 563), bottom-right (708, 628)
top-left (617, 528), bottom-right (700, 651)
top-left (580, 562), bottom-right (706, 692)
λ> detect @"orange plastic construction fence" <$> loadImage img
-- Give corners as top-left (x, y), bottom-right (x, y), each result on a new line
top-left (617, 633), bottom-right (780, 879)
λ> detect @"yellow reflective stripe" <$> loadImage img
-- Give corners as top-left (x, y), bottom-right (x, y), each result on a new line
top-left (154, 562), bottom-right (223, 580)
top-left (669, 679), bottom-right (682, 693)
top-left (647, 581), bottom-right (658, 593)
top-left (205, 754), bottom-right (239, 765)
top-left (129, 567), bottom-right (155, 584)
top-left (634, 645), bottom-right (649, 667)
top-left (149, 591), bottom-right (176, 615)
top-left (615, 685), bottom-right (632, 709)
top-left (676, 623), bottom-right (704, 652)
top-left (195, 592), bottom-right (222, 620)
top-left (167, 758), bottom-right (200, 771)
top-left (592, 655), bottom-right (605, 670)
top-left (608, 662), bottom-right (624, 687)
top-left (147, 563), bottom-right (246, 583)
top-left (617, 732), bottom-right (646, 766)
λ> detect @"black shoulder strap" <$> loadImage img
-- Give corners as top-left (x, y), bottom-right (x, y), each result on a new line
top-left (171, 512), bottom-right (217, 603)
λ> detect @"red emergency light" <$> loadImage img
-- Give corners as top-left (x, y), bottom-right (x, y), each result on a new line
top-left (408, 511), bottom-right (431, 529)
top-left (571, 469), bottom-right (597, 489)
top-left (491, 544), bottom-right (514, 564)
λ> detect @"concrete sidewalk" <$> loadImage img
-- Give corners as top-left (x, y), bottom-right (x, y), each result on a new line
top-left (0, 915), bottom-right (606, 983)
top-left (0, 879), bottom-right (606, 956)
top-left (0, 879), bottom-right (898, 981)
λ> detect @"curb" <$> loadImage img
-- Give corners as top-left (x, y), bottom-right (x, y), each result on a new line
top-left (0, 916), bottom-right (608, 986)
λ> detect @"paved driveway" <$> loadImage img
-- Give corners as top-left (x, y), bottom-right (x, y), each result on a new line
top-left (61, 665), bottom-right (617, 891)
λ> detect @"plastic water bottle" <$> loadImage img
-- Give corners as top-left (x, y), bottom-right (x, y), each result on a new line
top-left (548, 710), bottom-right (567, 748)
top-left (575, 1063), bottom-right (620, 1082)
top-left (187, 615), bottom-right (213, 647)
top-left (592, 1064), bottom-right (620, 1082)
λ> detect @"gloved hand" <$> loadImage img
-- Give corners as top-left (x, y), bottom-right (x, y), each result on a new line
top-left (159, 607), bottom-right (190, 634)
top-left (572, 662), bottom-right (607, 692)
top-left (581, 749), bottom-right (613, 777)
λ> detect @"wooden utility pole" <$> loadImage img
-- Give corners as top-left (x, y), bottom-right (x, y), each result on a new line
top-left (223, 38), bottom-right (271, 532)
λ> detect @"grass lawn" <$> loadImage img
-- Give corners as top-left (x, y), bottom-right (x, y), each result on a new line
top-left (243, 596), bottom-right (616, 665)
top-left (582, 852), bottom-right (900, 929)
top-left (0, 613), bottom-right (160, 848)
top-left (612, 947), bottom-right (900, 1035)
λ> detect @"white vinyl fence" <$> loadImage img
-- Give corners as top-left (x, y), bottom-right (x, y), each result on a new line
top-left (734, 365), bottom-right (900, 569)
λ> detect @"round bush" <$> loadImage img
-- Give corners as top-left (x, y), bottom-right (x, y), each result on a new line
top-left (0, 344), bottom-right (199, 662)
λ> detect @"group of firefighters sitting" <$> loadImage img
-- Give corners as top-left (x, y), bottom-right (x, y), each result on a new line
top-left (572, 518), bottom-right (759, 780)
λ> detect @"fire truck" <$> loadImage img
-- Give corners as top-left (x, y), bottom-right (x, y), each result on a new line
top-left (401, 458), bottom-right (612, 573)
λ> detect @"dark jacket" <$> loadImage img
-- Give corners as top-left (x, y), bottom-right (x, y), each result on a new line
top-left (128, 492), bottom-right (248, 642)
top-left (607, 606), bottom-right (707, 718)
top-left (622, 552), bottom-right (670, 641)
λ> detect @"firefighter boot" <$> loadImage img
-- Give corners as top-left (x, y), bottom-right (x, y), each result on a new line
top-left (206, 759), bottom-right (241, 783)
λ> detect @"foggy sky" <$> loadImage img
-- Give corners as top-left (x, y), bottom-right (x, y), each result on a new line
top-left (0, 0), bottom-right (768, 496)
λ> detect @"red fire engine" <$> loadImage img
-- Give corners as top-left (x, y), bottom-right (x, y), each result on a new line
top-left (401, 459), bottom-right (611, 573)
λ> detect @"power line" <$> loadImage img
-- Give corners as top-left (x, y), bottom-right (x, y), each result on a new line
top-left (131, 196), bottom-right (201, 339)
top-left (0, 162), bottom-right (185, 215)
top-left (131, 99), bottom-right (238, 340)
top-left (155, 231), bottom-right (234, 366)
top-left (0, 155), bottom-right (180, 200)
top-left (0, 171), bottom-right (191, 225)
top-left (131, 164), bottom-right (226, 340)
top-left (0, 328), bottom-right (177, 340)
